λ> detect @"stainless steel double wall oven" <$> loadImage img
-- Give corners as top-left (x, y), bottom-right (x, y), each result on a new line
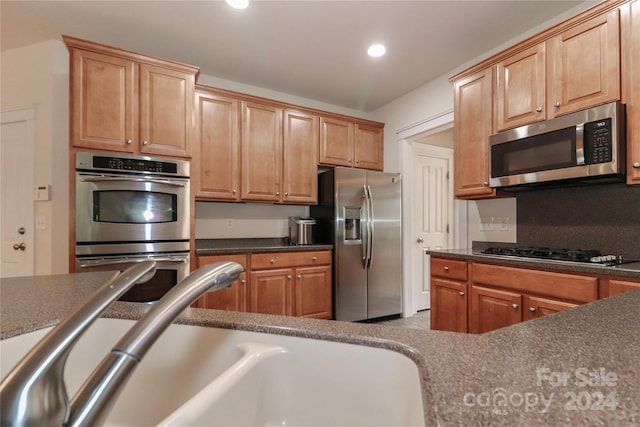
top-left (75, 151), bottom-right (190, 302)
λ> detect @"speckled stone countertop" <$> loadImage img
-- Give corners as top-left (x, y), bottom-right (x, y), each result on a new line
top-left (195, 237), bottom-right (333, 255)
top-left (1, 272), bottom-right (639, 425)
top-left (426, 248), bottom-right (640, 279)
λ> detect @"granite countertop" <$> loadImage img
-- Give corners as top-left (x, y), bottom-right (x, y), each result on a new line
top-left (1, 272), bottom-right (639, 425)
top-left (195, 238), bottom-right (333, 255)
top-left (426, 248), bottom-right (640, 279)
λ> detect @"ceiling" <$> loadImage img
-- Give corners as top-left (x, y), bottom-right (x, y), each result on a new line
top-left (1, 0), bottom-right (595, 113)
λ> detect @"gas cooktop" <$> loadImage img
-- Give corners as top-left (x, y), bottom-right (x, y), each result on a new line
top-left (481, 246), bottom-right (636, 266)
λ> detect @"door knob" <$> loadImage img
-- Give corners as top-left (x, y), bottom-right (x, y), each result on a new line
top-left (417, 237), bottom-right (424, 243)
top-left (13, 243), bottom-right (26, 251)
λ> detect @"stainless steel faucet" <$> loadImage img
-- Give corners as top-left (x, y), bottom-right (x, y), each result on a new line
top-left (0, 261), bottom-right (243, 427)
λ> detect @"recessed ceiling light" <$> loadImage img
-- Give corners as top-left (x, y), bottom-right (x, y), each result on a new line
top-left (226, 0), bottom-right (249, 10)
top-left (367, 44), bottom-right (386, 58)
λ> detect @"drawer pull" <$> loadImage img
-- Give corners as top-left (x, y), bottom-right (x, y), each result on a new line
top-left (270, 259), bottom-right (276, 264)
top-left (443, 266), bottom-right (449, 271)
top-left (287, 275), bottom-right (292, 280)
top-left (529, 307), bottom-right (536, 313)
top-left (241, 279), bottom-right (246, 285)
top-left (312, 256), bottom-right (317, 261)
top-left (458, 291), bottom-right (465, 297)
top-left (512, 303), bottom-right (519, 310)
top-left (297, 274), bottom-right (301, 279)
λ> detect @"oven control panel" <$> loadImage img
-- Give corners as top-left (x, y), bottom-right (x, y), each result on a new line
top-left (76, 151), bottom-right (189, 177)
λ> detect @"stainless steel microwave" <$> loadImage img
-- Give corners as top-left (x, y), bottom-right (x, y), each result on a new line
top-left (489, 102), bottom-right (625, 188)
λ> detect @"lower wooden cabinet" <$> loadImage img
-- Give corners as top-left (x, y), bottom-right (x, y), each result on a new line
top-left (431, 277), bottom-right (468, 333)
top-left (469, 285), bottom-right (522, 334)
top-left (194, 250), bottom-right (332, 319)
top-left (600, 277), bottom-right (640, 297)
top-left (522, 295), bottom-right (579, 321)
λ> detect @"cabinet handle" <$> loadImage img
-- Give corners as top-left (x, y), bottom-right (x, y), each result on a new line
top-left (270, 259), bottom-right (276, 264)
top-left (512, 303), bottom-right (519, 310)
top-left (443, 266), bottom-right (449, 271)
top-left (287, 275), bottom-right (292, 280)
top-left (284, 192), bottom-right (289, 197)
top-left (241, 279), bottom-right (246, 285)
top-left (348, 159), bottom-right (352, 164)
top-left (458, 291), bottom-right (465, 296)
top-left (143, 140), bottom-right (149, 145)
top-left (312, 256), bottom-right (317, 261)
top-left (554, 101), bottom-right (560, 108)
top-left (355, 160), bottom-right (360, 164)
top-left (483, 181), bottom-right (489, 186)
top-left (232, 189), bottom-right (237, 194)
top-left (276, 191), bottom-right (280, 196)
top-left (126, 139), bottom-right (132, 145)
top-left (297, 274), bottom-right (301, 279)
top-left (633, 162), bottom-right (640, 169)
top-left (529, 307), bottom-right (536, 312)
top-left (536, 107), bottom-right (543, 112)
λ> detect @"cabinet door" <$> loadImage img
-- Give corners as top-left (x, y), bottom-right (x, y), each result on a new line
top-left (295, 265), bottom-right (332, 319)
top-left (547, 9), bottom-right (620, 117)
top-left (453, 68), bottom-right (495, 199)
top-left (241, 101), bottom-right (282, 201)
top-left (523, 295), bottom-right (578, 321)
top-left (194, 254), bottom-right (247, 311)
top-left (495, 44), bottom-right (546, 131)
top-left (601, 278), bottom-right (640, 298)
top-left (138, 64), bottom-right (195, 157)
top-left (249, 268), bottom-right (293, 316)
top-left (431, 278), bottom-right (468, 333)
top-left (282, 110), bottom-right (318, 204)
top-left (354, 123), bottom-right (383, 171)
top-left (194, 90), bottom-right (241, 200)
top-left (69, 48), bottom-right (136, 152)
top-left (469, 285), bottom-right (521, 334)
top-left (623, 0), bottom-right (640, 185)
top-left (319, 116), bottom-right (354, 167)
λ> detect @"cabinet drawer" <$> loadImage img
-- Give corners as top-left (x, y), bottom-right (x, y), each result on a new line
top-left (251, 251), bottom-right (331, 270)
top-left (471, 263), bottom-right (597, 303)
top-left (198, 254), bottom-right (247, 269)
top-left (431, 257), bottom-right (468, 281)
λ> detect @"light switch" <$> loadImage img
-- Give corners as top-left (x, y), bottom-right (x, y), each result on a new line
top-left (480, 217), bottom-right (494, 231)
top-left (499, 217), bottom-right (509, 231)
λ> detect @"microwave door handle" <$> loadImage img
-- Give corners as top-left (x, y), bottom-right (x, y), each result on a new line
top-left (78, 258), bottom-right (188, 268)
top-left (575, 123), bottom-right (585, 165)
top-left (80, 176), bottom-right (186, 187)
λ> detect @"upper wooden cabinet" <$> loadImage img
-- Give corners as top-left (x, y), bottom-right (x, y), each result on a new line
top-left (193, 88), bottom-right (241, 200)
top-left (282, 109), bottom-right (319, 204)
top-left (546, 9), bottom-right (621, 117)
top-left (64, 35), bottom-right (198, 158)
top-left (453, 68), bottom-right (495, 199)
top-left (494, 44), bottom-right (546, 132)
top-left (319, 116), bottom-right (384, 171)
top-left (622, 0), bottom-right (640, 184)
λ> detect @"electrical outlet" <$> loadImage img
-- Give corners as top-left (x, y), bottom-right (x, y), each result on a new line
top-left (499, 217), bottom-right (509, 231)
top-left (226, 218), bottom-right (234, 229)
top-left (480, 217), bottom-right (494, 231)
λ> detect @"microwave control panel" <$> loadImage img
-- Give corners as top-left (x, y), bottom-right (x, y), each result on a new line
top-left (584, 118), bottom-right (612, 164)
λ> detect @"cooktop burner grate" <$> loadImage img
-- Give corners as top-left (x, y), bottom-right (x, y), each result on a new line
top-left (481, 246), bottom-right (635, 265)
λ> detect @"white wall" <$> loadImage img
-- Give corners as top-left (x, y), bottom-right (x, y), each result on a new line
top-left (1, 40), bottom-right (69, 274)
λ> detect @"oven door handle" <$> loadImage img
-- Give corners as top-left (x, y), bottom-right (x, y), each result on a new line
top-left (80, 176), bottom-right (187, 187)
top-left (78, 257), bottom-right (189, 268)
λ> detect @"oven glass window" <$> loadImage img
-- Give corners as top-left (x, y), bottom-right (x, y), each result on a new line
top-left (93, 190), bottom-right (177, 223)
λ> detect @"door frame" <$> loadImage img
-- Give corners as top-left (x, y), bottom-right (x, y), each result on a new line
top-left (398, 109), bottom-right (468, 317)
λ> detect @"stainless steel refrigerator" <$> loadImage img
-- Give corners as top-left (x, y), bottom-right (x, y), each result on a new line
top-left (311, 167), bottom-right (402, 321)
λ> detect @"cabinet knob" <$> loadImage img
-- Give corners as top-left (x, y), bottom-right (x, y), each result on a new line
top-left (312, 256), bottom-right (317, 261)
top-left (297, 274), bottom-right (301, 279)
top-left (529, 307), bottom-right (536, 312)
top-left (483, 181), bottom-right (489, 186)
top-left (512, 303), bottom-right (519, 310)
top-left (355, 160), bottom-right (360, 164)
top-left (143, 140), bottom-right (149, 145)
top-left (284, 192), bottom-right (289, 197)
top-left (443, 266), bottom-right (449, 271)
top-left (276, 191), bottom-right (280, 196)
top-left (287, 275), bottom-right (292, 280)
top-left (458, 291), bottom-right (465, 297)
top-left (241, 279), bottom-right (246, 285)
top-left (232, 189), bottom-right (237, 194)
top-left (126, 139), bottom-right (132, 145)
top-left (348, 159), bottom-right (352, 163)
top-left (270, 259), bottom-right (276, 264)
top-left (536, 107), bottom-right (543, 112)
top-left (633, 162), bottom-right (640, 169)
top-left (554, 101), bottom-right (560, 108)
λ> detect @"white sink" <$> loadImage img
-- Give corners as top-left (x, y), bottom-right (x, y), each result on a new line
top-left (1, 318), bottom-right (425, 426)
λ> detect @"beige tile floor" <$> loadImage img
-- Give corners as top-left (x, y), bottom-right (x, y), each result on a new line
top-left (372, 309), bottom-right (431, 330)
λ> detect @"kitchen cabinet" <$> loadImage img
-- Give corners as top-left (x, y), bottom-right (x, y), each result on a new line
top-left (430, 257), bottom-right (468, 332)
top-left (282, 110), bottom-right (319, 204)
top-left (250, 251), bottom-right (332, 319)
top-left (319, 116), bottom-right (384, 171)
top-left (65, 36), bottom-right (197, 158)
top-left (622, 0), bottom-right (640, 185)
top-left (193, 254), bottom-right (248, 311)
top-left (600, 277), bottom-right (640, 297)
top-left (452, 68), bottom-right (495, 199)
top-left (494, 44), bottom-right (546, 132)
top-left (469, 262), bottom-right (597, 333)
top-left (546, 9), bottom-right (621, 118)
top-left (193, 87), bottom-right (241, 201)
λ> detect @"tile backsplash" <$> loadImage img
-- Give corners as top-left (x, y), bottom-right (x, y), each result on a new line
top-left (516, 182), bottom-right (640, 258)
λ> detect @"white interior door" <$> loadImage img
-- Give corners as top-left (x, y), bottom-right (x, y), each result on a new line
top-left (411, 143), bottom-right (452, 311)
top-left (1, 107), bottom-right (36, 278)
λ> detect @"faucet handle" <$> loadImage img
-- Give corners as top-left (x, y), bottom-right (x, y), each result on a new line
top-left (0, 261), bottom-right (157, 427)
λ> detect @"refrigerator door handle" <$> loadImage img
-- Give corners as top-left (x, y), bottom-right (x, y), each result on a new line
top-left (361, 185), bottom-right (368, 268)
top-left (365, 184), bottom-right (374, 269)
